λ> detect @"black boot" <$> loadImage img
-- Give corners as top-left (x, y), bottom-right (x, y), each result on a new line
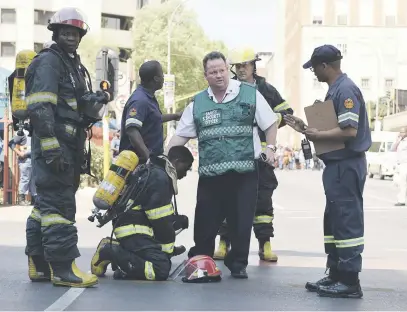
top-left (305, 268), bottom-right (339, 292)
top-left (28, 255), bottom-right (51, 282)
top-left (91, 237), bottom-right (119, 276)
top-left (317, 272), bottom-right (363, 298)
top-left (50, 260), bottom-right (98, 288)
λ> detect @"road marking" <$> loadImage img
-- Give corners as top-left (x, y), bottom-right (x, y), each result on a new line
top-left (44, 271), bottom-right (93, 311)
top-left (287, 216), bottom-right (319, 219)
top-left (273, 203), bottom-right (286, 211)
top-left (365, 193), bottom-right (395, 204)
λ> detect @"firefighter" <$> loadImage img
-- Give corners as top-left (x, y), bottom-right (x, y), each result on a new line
top-left (24, 7), bottom-right (110, 287)
top-left (167, 51), bottom-right (278, 278)
top-left (213, 48), bottom-right (293, 262)
top-left (284, 44), bottom-right (370, 298)
top-left (91, 146), bottom-right (193, 281)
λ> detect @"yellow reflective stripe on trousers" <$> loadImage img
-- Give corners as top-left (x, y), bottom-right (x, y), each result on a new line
top-left (324, 236), bottom-right (335, 244)
top-left (40, 137), bottom-right (60, 151)
top-left (335, 237), bottom-right (364, 248)
top-left (253, 215), bottom-right (273, 224)
top-left (66, 98), bottom-right (77, 110)
top-left (161, 242), bottom-right (174, 254)
top-left (41, 214), bottom-right (73, 227)
top-left (144, 261), bottom-right (156, 280)
top-left (132, 205), bottom-right (141, 211)
top-left (114, 224), bottom-right (154, 239)
top-left (26, 92), bottom-right (57, 106)
top-left (29, 208), bottom-right (41, 222)
top-left (273, 101), bottom-right (290, 112)
top-left (145, 204), bottom-right (174, 220)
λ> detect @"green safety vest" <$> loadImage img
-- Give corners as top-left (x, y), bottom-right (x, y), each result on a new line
top-left (193, 82), bottom-right (257, 177)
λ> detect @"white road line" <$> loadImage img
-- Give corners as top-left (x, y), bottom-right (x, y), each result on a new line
top-left (44, 288), bottom-right (85, 311)
top-left (365, 193), bottom-right (395, 204)
top-left (44, 271), bottom-right (92, 311)
top-left (273, 203), bottom-right (286, 211)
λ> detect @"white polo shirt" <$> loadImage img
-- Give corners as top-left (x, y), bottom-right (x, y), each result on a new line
top-left (175, 79), bottom-right (278, 158)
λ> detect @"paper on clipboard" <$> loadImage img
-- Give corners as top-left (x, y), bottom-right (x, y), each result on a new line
top-left (304, 100), bottom-right (345, 155)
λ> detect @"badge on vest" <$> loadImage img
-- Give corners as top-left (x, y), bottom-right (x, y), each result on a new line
top-left (201, 109), bottom-right (222, 127)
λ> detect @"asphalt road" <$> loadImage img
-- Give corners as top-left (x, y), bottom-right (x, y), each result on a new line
top-left (0, 169), bottom-right (406, 311)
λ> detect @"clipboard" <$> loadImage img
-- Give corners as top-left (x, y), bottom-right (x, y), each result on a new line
top-left (304, 100), bottom-right (345, 155)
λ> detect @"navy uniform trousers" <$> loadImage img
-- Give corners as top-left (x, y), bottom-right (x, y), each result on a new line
top-left (322, 155), bottom-right (366, 273)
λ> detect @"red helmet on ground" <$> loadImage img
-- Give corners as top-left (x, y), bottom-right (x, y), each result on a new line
top-left (181, 255), bottom-right (222, 283)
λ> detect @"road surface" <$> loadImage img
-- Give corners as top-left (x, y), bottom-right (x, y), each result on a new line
top-left (0, 170), bottom-right (406, 311)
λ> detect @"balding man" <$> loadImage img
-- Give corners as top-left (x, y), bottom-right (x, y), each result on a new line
top-left (119, 60), bottom-right (181, 163)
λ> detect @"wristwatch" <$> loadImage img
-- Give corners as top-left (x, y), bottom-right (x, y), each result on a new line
top-left (266, 144), bottom-right (277, 153)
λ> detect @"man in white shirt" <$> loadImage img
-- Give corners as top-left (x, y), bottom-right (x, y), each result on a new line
top-left (166, 51), bottom-right (278, 279)
top-left (392, 127), bottom-right (407, 206)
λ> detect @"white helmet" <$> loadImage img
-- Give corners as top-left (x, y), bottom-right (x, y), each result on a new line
top-left (48, 7), bottom-right (89, 36)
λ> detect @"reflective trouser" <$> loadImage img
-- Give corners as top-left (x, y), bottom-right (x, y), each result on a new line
top-left (18, 160), bottom-right (32, 195)
top-left (218, 161), bottom-right (277, 241)
top-left (25, 152), bottom-right (81, 262)
top-left (112, 229), bottom-right (171, 281)
top-left (323, 155), bottom-right (366, 273)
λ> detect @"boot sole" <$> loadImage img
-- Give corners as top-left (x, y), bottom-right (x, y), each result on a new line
top-left (53, 279), bottom-right (99, 288)
top-left (317, 291), bottom-right (363, 299)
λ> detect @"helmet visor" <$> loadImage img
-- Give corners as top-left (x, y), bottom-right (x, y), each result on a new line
top-left (60, 19), bottom-right (89, 31)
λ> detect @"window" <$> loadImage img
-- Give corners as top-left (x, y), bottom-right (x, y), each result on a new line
top-left (1, 8), bottom-right (16, 23)
top-left (359, 0), bottom-right (373, 25)
top-left (384, 0), bottom-right (397, 26)
top-left (336, 43), bottom-right (347, 55)
top-left (137, 0), bottom-right (149, 9)
top-left (335, 0), bottom-right (348, 25)
top-left (34, 10), bottom-right (54, 25)
top-left (311, 0), bottom-right (324, 24)
top-left (34, 42), bottom-right (43, 53)
top-left (101, 14), bottom-right (133, 30)
top-left (385, 79), bottom-right (394, 89)
top-left (361, 78), bottom-right (370, 89)
top-left (1, 42), bottom-right (16, 57)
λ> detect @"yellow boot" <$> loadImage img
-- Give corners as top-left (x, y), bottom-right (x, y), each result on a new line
top-left (28, 256), bottom-right (51, 282)
top-left (259, 241), bottom-right (278, 262)
top-left (213, 240), bottom-right (229, 260)
top-left (91, 237), bottom-right (119, 276)
top-left (50, 260), bottom-right (98, 288)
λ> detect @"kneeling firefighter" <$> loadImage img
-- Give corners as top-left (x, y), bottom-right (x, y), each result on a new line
top-left (214, 48), bottom-right (294, 262)
top-left (91, 146), bottom-right (193, 281)
top-left (24, 7), bottom-right (110, 287)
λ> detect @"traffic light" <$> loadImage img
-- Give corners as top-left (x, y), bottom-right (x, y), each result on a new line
top-left (96, 48), bottom-right (119, 101)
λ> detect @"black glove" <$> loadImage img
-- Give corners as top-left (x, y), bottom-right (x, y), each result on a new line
top-left (172, 215), bottom-right (189, 231)
top-left (81, 91), bottom-right (110, 106)
top-left (172, 245), bottom-right (186, 257)
top-left (45, 153), bottom-right (67, 174)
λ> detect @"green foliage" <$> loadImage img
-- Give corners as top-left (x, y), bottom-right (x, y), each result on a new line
top-left (131, 0), bottom-right (228, 113)
top-left (79, 142), bottom-right (106, 188)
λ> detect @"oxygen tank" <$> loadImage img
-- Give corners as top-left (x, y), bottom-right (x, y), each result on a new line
top-left (93, 150), bottom-right (140, 210)
top-left (11, 50), bottom-right (37, 121)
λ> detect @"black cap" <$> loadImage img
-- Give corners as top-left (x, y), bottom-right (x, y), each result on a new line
top-left (303, 44), bottom-right (343, 69)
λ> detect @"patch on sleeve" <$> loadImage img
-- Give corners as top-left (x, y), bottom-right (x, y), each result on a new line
top-left (344, 98), bottom-right (354, 109)
top-left (129, 108), bottom-right (137, 116)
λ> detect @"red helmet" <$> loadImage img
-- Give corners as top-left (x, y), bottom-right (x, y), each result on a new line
top-left (181, 255), bottom-right (222, 283)
top-left (47, 7), bottom-right (89, 36)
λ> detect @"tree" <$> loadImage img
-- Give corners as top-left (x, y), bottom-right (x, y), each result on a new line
top-left (131, 0), bottom-right (228, 112)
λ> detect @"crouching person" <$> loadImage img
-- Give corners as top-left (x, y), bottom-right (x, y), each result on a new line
top-left (91, 146), bottom-right (194, 281)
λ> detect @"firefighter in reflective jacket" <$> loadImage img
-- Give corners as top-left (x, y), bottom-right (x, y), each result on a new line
top-left (214, 48), bottom-right (293, 262)
top-left (24, 7), bottom-right (109, 288)
top-left (91, 146), bottom-right (194, 281)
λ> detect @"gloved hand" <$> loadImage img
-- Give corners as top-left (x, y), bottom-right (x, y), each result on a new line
top-left (81, 91), bottom-right (110, 106)
top-left (45, 153), bottom-right (67, 174)
top-left (172, 215), bottom-right (189, 231)
top-left (172, 245), bottom-right (186, 257)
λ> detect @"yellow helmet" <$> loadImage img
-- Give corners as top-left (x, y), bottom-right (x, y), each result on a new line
top-left (229, 48), bottom-right (261, 65)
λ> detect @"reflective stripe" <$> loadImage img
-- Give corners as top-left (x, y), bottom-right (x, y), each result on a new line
top-left (276, 113), bottom-right (282, 126)
top-left (40, 137), bottom-right (60, 151)
top-left (132, 205), bottom-right (141, 211)
top-left (338, 112), bottom-right (359, 124)
top-left (253, 215), bottom-right (273, 224)
top-left (273, 101), bottom-right (290, 112)
top-left (41, 214), bottom-right (73, 227)
top-left (144, 261), bottom-right (156, 280)
top-left (65, 124), bottom-right (76, 136)
top-left (335, 237), bottom-right (364, 248)
top-left (126, 118), bottom-right (142, 127)
top-left (324, 235), bottom-right (364, 248)
top-left (114, 224), bottom-right (154, 239)
top-left (29, 208), bottom-right (41, 222)
top-left (26, 92), bottom-right (57, 106)
top-left (324, 236), bottom-right (335, 244)
top-left (145, 204), bottom-right (174, 220)
top-left (161, 242), bottom-right (174, 254)
top-left (66, 98), bottom-right (77, 110)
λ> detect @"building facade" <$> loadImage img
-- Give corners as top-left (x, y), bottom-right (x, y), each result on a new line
top-left (271, 0), bottom-right (407, 147)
